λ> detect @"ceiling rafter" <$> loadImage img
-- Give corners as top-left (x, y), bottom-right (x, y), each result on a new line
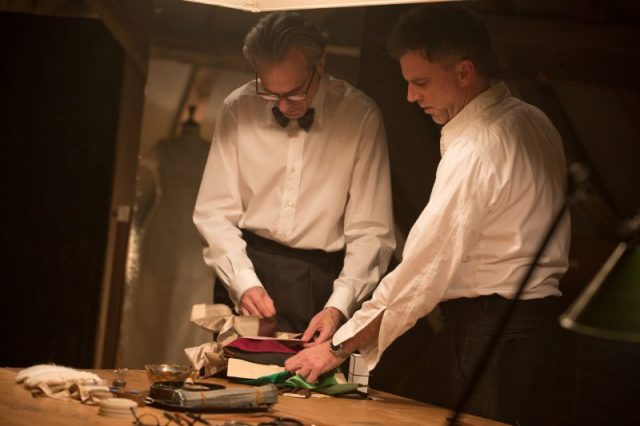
top-left (82, 0), bottom-right (153, 76)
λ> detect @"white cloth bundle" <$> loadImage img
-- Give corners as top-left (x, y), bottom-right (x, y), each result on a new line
top-left (16, 364), bottom-right (108, 403)
top-left (17, 364), bottom-right (105, 388)
top-left (15, 364), bottom-right (76, 383)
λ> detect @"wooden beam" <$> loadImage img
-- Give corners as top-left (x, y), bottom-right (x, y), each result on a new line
top-left (33, 0), bottom-right (70, 14)
top-left (94, 56), bottom-right (146, 369)
top-left (152, 32), bottom-right (251, 71)
top-left (0, 0), bottom-right (95, 17)
top-left (83, 0), bottom-right (152, 76)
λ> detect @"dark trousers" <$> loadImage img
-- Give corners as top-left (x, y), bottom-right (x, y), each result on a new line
top-left (214, 230), bottom-right (344, 333)
top-left (422, 294), bottom-right (560, 426)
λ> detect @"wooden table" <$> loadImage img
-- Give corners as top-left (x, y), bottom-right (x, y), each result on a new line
top-left (0, 368), bottom-right (506, 425)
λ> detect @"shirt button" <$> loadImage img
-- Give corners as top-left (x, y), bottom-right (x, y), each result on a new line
top-left (287, 201), bottom-right (293, 206)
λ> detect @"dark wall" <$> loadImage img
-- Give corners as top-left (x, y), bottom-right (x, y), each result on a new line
top-left (0, 12), bottom-right (123, 368)
top-left (357, 4), bottom-right (640, 426)
top-left (357, 5), bottom-right (440, 235)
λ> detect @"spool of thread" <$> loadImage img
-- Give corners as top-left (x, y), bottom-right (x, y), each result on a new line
top-left (89, 389), bottom-right (114, 402)
top-left (98, 398), bottom-right (138, 417)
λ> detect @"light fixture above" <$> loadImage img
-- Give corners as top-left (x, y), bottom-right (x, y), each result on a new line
top-left (183, 0), bottom-right (457, 13)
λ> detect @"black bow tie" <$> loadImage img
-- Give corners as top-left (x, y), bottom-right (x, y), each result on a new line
top-left (272, 106), bottom-right (315, 132)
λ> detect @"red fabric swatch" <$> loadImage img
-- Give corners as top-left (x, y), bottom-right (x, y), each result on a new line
top-left (226, 338), bottom-right (302, 354)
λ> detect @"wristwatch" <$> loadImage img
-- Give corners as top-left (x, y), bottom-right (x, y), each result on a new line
top-left (329, 341), bottom-right (350, 359)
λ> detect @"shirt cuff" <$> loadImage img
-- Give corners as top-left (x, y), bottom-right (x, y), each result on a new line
top-left (230, 268), bottom-right (262, 304)
top-left (324, 285), bottom-right (354, 320)
top-left (332, 304), bottom-right (393, 371)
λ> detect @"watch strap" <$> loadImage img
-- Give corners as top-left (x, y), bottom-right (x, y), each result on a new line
top-left (329, 341), bottom-right (350, 359)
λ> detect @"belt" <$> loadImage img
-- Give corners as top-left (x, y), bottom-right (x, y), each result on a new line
top-left (439, 293), bottom-right (558, 316)
top-left (242, 229), bottom-right (345, 263)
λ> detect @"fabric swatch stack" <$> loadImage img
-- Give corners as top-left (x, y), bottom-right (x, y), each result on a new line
top-left (223, 337), bottom-right (302, 380)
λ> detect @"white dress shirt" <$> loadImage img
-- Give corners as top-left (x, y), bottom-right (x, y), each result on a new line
top-left (194, 73), bottom-right (395, 318)
top-left (333, 82), bottom-right (571, 369)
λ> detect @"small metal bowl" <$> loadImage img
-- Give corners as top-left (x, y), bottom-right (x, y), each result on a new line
top-left (144, 364), bottom-right (196, 384)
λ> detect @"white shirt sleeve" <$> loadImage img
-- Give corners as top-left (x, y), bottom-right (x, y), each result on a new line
top-left (193, 103), bottom-right (262, 307)
top-left (333, 144), bottom-right (500, 369)
top-left (325, 109), bottom-right (395, 318)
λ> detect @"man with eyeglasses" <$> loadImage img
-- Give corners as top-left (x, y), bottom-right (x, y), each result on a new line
top-left (194, 11), bottom-right (395, 346)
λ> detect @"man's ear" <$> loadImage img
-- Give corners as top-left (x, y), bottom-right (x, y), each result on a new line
top-left (456, 59), bottom-right (475, 87)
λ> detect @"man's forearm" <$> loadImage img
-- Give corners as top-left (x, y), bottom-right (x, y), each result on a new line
top-left (340, 311), bottom-right (384, 355)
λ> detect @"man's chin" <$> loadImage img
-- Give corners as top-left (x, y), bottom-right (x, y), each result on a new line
top-left (429, 114), bottom-right (447, 125)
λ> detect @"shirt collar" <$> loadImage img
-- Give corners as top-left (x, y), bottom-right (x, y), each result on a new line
top-left (440, 82), bottom-right (510, 155)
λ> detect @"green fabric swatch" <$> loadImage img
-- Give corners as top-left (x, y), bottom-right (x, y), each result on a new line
top-left (237, 369), bottom-right (359, 395)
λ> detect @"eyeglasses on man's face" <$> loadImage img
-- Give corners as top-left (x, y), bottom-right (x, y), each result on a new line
top-left (256, 67), bottom-right (316, 103)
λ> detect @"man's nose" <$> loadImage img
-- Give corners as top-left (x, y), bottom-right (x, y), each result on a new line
top-left (276, 97), bottom-right (292, 110)
top-left (407, 86), bottom-right (419, 103)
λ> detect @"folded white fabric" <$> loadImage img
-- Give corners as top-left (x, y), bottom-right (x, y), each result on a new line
top-left (17, 364), bottom-right (105, 389)
top-left (15, 364), bottom-right (75, 383)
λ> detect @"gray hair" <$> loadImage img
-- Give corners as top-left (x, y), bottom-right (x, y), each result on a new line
top-left (243, 11), bottom-right (326, 69)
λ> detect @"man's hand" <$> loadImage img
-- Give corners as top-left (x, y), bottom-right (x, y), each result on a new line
top-left (288, 312), bottom-right (383, 384)
top-left (301, 307), bottom-right (344, 347)
top-left (284, 341), bottom-right (345, 384)
top-left (239, 286), bottom-right (276, 318)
